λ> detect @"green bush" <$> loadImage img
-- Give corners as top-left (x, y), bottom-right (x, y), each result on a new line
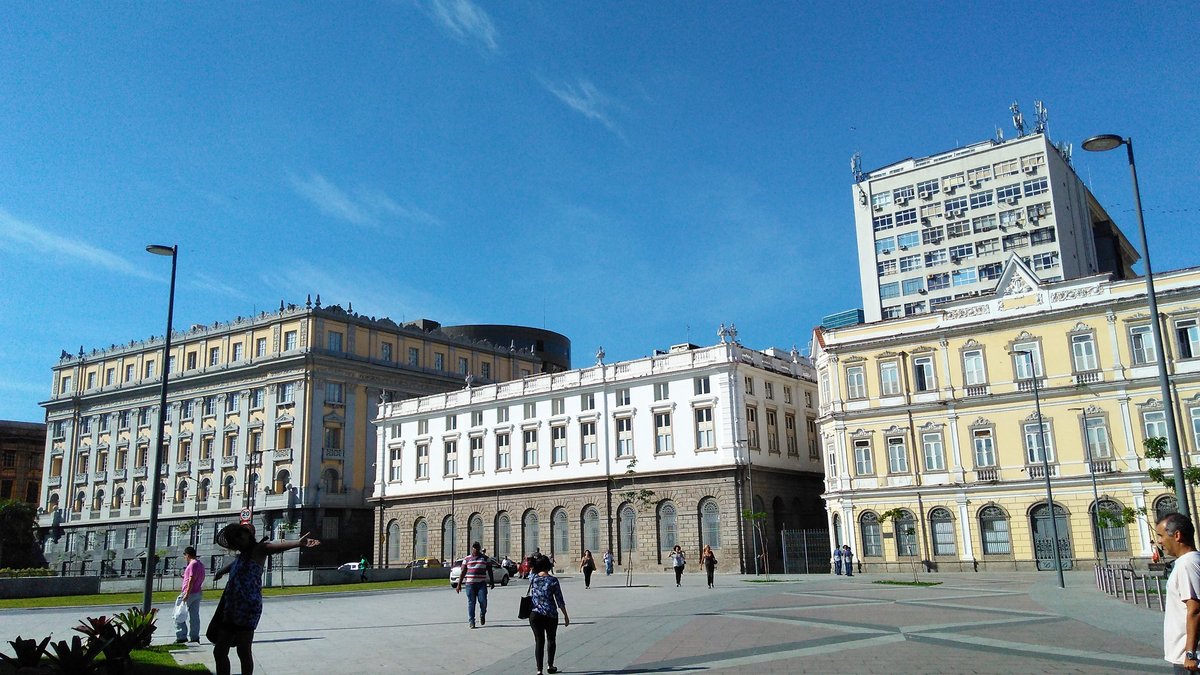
top-left (0, 567), bottom-right (55, 578)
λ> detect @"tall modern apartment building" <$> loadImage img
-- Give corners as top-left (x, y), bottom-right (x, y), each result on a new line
top-left (38, 300), bottom-right (559, 574)
top-left (373, 341), bottom-right (826, 575)
top-left (853, 132), bottom-right (1139, 323)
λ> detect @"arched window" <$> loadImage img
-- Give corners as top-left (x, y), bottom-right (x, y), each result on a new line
top-left (249, 472), bottom-right (260, 496)
top-left (522, 510), bottom-right (540, 556)
top-left (894, 509), bottom-right (917, 556)
top-left (198, 478), bottom-right (210, 501)
top-left (93, 489), bottom-right (105, 511)
top-left (273, 469), bottom-right (290, 495)
top-left (495, 512), bottom-right (511, 557)
top-left (929, 507), bottom-right (955, 556)
top-left (552, 508), bottom-right (569, 558)
top-left (386, 520), bottom-right (401, 564)
top-left (657, 501), bottom-right (678, 554)
top-left (582, 506), bottom-right (601, 553)
top-left (1155, 494), bottom-right (1179, 522)
top-left (700, 499), bottom-right (721, 549)
top-left (177, 480), bottom-right (189, 503)
top-left (134, 484), bottom-right (145, 507)
top-left (48, 492), bottom-right (60, 511)
top-left (859, 512), bottom-right (882, 557)
top-left (413, 518), bottom-right (428, 559)
top-left (979, 505), bottom-right (1011, 554)
top-left (832, 513), bottom-right (842, 548)
top-left (619, 504), bottom-right (636, 562)
top-left (442, 516), bottom-right (456, 561)
top-left (321, 468), bottom-right (339, 494)
top-left (113, 487), bottom-right (124, 509)
top-left (468, 514), bottom-right (484, 549)
top-left (1093, 498), bottom-right (1129, 553)
top-left (74, 490), bottom-right (85, 513)
top-left (222, 476), bottom-right (235, 500)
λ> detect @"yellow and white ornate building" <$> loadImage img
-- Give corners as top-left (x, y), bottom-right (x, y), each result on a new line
top-left (814, 256), bottom-right (1200, 572)
top-left (38, 299), bottom-right (553, 573)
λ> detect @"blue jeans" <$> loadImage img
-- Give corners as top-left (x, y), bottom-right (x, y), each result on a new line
top-left (175, 593), bottom-right (202, 641)
top-left (465, 582), bottom-right (488, 624)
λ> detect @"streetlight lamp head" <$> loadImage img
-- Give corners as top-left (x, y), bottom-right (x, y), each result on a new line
top-left (1082, 134), bottom-right (1125, 152)
top-left (146, 244), bottom-right (175, 256)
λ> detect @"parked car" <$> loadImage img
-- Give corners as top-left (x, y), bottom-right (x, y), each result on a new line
top-left (449, 557), bottom-right (511, 589)
top-left (405, 557), bottom-right (442, 569)
top-left (336, 561), bottom-right (361, 572)
top-left (499, 557), bottom-right (519, 577)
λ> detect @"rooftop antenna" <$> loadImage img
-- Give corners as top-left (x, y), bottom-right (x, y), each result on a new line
top-left (995, 126), bottom-right (1005, 143)
top-left (1033, 100), bottom-right (1048, 135)
top-left (850, 152), bottom-right (864, 183)
top-left (1010, 101), bottom-right (1025, 137)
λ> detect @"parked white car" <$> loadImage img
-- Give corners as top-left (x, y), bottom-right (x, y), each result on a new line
top-left (448, 557), bottom-right (511, 588)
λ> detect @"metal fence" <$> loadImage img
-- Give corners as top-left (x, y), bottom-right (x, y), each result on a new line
top-left (779, 529), bottom-right (832, 574)
top-left (1094, 563), bottom-right (1165, 611)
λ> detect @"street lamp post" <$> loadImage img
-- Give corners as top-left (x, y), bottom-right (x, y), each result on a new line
top-left (143, 244), bottom-right (178, 613)
top-left (1083, 134), bottom-right (1189, 522)
top-left (449, 477), bottom-right (462, 561)
top-left (1014, 350), bottom-right (1065, 588)
top-left (1070, 407), bottom-right (1107, 566)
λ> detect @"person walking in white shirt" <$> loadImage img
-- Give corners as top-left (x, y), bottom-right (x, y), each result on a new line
top-left (1157, 512), bottom-right (1200, 673)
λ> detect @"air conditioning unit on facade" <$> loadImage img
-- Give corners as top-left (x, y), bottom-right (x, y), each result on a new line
top-left (874, 204), bottom-right (883, 211)
top-left (943, 185), bottom-right (956, 194)
top-left (920, 192), bottom-right (933, 201)
top-left (1023, 165), bottom-right (1037, 174)
top-left (1006, 198), bottom-right (1019, 205)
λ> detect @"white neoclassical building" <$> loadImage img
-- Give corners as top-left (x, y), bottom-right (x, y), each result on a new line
top-left (372, 338), bottom-right (826, 574)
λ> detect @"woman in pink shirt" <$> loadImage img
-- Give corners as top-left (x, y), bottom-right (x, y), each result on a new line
top-left (175, 546), bottom-right (206, 643)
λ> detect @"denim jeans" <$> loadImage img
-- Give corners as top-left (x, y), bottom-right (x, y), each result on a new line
top-left (465, 582), bottom-right (488, 624)
top-left (175, 593), bottom-right (202, 641)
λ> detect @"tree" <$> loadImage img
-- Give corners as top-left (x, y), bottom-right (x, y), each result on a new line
top-left (613, 459), bottom-right (655, 587)
top-left (879, 508), bottom-right (920, 583)
top-left (1143, 436), bottom-right (1200, 491)
top-left (0, 499), bottom-right (39, 569)
top-left (742, 508), bottom-right (770, 577)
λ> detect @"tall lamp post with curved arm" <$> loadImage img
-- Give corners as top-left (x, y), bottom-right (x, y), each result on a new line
top-left (1082, 133), bottom-right (1188, 523)
top-left (143, 244), bottom-right (177, 613)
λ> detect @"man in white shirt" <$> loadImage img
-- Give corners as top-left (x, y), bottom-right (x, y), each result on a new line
top-left (1158, 512), bottom-right (1200, 673)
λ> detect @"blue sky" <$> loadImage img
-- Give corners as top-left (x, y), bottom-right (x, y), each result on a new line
top-left (1, 1), bottom-right (1197, 422)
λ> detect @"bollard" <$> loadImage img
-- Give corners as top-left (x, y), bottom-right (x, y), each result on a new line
top-left (1131, 572), bottom-right (1140, 606)
top-left (1158, 577), bottom-right (1166, 612)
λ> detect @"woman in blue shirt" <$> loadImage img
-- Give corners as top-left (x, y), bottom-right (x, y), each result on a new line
top-left (527, 554), bottom-right (570, 675)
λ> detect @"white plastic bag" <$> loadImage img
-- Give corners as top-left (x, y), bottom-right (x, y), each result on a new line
top-left (173, 596), bottom-right (187, 623)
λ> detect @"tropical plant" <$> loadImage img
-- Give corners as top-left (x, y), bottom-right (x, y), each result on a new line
top-left (113, 607), bottom-right (158, 648)
top-left (0, 635), bottom-right (51, 669)
top-left (45, 634), bottom-right (106, 674)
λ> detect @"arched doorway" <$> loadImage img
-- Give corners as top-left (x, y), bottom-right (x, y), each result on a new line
top-left (1030, 503), bottom-right (1073, 570)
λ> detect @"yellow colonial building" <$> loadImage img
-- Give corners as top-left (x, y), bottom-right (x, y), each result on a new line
top-left (39, 298), bottom-right (556, 574)
top-left (814, 255), bottom-right (1200, 572)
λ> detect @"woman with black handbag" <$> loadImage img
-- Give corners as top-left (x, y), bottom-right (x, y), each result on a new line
top-left (527, 554), bottom-right (569, 675)
top-left (578, 550), bottom-right (596, 589)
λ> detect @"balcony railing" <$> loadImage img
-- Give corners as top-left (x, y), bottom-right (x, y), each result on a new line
top-left (1017, 378), bottom-right (1046, 392)
top-left (247, 453), bottom-right (262, 467)
top-left (1074, 371), bottom-right (1102, 385)
top-left (220, 456), bottom-right (238, 469)
top-left (199, 459), bottom-right (214, 471)
top-left (1027, 463), bottom-right (1058, 479)
top-left (323, 447), bottom-right (345, 461)
top-left (175, 461), bottom-right (191, 473)
top-left (964, 385), bottom-right (989, 397)
top-left (73, 473), bottom-right (89, 485)
top-left (93, 470), bottom-right (107, 483)
top-left (133, 466), bottom-right (148, 478)
top-left (1090, 460), bottom-right (1114, 474)
top-left (976, 467), bottom-right (999, 482)
top-left (113, 469), bottom-right (126, 480)
top-left (274, 448), bottom-right (293, 462)
top-left (47, 476), bottom-right (62, 487)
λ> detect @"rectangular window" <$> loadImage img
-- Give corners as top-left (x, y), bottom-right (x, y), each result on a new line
top-left (853, 439), bottom-right (873, 475)
top-left (469, 436), bottom-right (484, 473)
top-left (389, 448), bottom-right (403, 481)
top-left (871, 191), bottom-right (893, 210)
top-left (693, 376), bottom-right (710, 395)
top-left (763, 382), bottom-right (774, 400)
top-left (224, 434), bottom-right (238, 457)
top-left (458, 357), bottom-right (469, 375)
top-left (872, 214), bottom-right (894, 232)
top-left (1030, 251), bottom-right (1059, 271)
top-left (922, 433), bottom-right (945, 471)
top-left (327, 332), bottom-right (343, 352)
top-left (285, 331), bottom-right (298, 351)
top-left (951, 268), bottom-right (977, 286)
top-left (616, 417), bottom-right (634, 457)
top-left (973, 429), bottom-right (996, 467)
top-left (1029, 225), bottom-right (1056, 245)
top-left (878, 259), bottom-right (898, 277)
top-left (524, 402), bottom-right (536, 419)
top-left (655, 412), bottom-right (673, 454)
top-left (879, 282), bottom-right (900, 300)
top-left (249, 388), bottom-right (264, 409)
top-left (746, 406), bottom-right (759, 449)
top-left (225, 394), bottom-right (237, 413)
top-left (580, 422), bottom-right (597, 461)
top-left (616, 388), bottom-right (631, 406)
top-left (497, 407), bottom-right (509, 423)
top-left (846, 365), bottom-right (866, 399)
top-left (786, 386), bottom-right (794, 404)
top-left (1178, 320), bottom-right (1200, 359)
top-left (925, 249), bottom-right (948, 267)
top-left (416, 443), bottom-right (429, 479)
top-left (967, 165), bottom-right (992, 185)
top-left (144, 361), bottom-right (155, 379)
top-left (1071, 334), bottom-right (1098, 372)
top-left (408, 347), bottom-right (420, 366)
top-left (886, 437), bottom-right (908, 473)
top-left (1023, 176), bottom-right (1049, 197)
top-left (892, 185), bottom-right (914, 202)
top-left (255, 337), bottom-right (268, 357)
top-left (976, 238), bottom-right (1000, 255)
top-left (231, 343), bottom-right (243, 362)
top-left (765, 410), bottom-right (779, 453)
top-left (921, 201), bottom-right (943, 220)
top-left (786, 414), bottom-right (799, 456)
top-left (523, 429), bottom-right (539, 466)
top-left (1013, 342), bottom-right (1043, 378)
top-left (552, 425), bottom-right (568, 464)
top-left (949, 243), bottom-right (974, 261)
top-left (444, 440), bottom-right (458, 476)
top-left (902, 278), bottom-right (924, 296)
top-left (694, 408), bottom-right (715, 449)
top-left (904, 301), bottom-right (925, 316)
top-left (943, 196), bottom-right (968, 214)
top-left (480, 362), bottom-right (490, 380)
top-left (969, 190), bottom-right (994, 209)
top-left (894, 209), bottom-right (917, 227)
top-left (209, 347), bottom-right (220, 366)
top-left (963, 349), bottom-right (986, 386)
top-left (876, 236), bottom-right (895, 255)
top-left (496, 433), bottom-right (511, 470)
top-left (879, 362), bottom-right (901, 396)
top-left (896, 231), bottom-right (920, 249)
top-left (1085, 417), bottom-right (1112, 460)
top-left (653, 382), bottom-right (669, 401)
top-left (899, 254), bottom-right (921, 273)
top-left (125, 364), bottom-right (135, 382)
top-left (200, 437), bottom-right (213, 460)
top-left (922, 226), bottom-right (944, 246)
top-left (471, 411), bottom-right (484, 427)
top-left (551, 398), bottom-right (566, 416)
top-left (105, 368), bottom-right (115, 385)
top-left (445, 414), bottom-right (457, 431)
top-left (1144, 410), bottom-right (1167, 440)
top-left (946, 219), bottom-right (971, 239)
top-left (978, 262), bottom-right (1003, 281)
top-left (996, 182), bottom-right (1021, 202)
top-left (927, 272), bottom-right (950, 291)
top-left (917, 179), bottom-right (940, 199)
top-left (434, 353), bottom-right (445, 370)
top-left (277, 382), bottom-right (296, 404)
top-left (580, 393), bottom-right (595, 410)
top-left (1023, 422), bottom-right (1054, 463)
top-left (913, 356), bottom-right (936, 391)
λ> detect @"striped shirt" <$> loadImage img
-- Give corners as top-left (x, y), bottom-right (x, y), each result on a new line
top-left (461, 553), bottom-right (493, 585)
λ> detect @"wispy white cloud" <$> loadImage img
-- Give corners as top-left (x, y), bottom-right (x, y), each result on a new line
top-left (286, 172), bottom-right (442, 228)
top-left (189, 272), bottom-right (254, 302)
top-left (540, 77), bottom-right (626, 138)
top-left (423, 0), bottom-right (500, 53)
top-left (0, 207), bottom-right (157, 280)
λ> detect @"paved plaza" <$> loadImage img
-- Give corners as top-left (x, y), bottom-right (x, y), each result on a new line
top-left (0, 569), bottom-right (1167, 673)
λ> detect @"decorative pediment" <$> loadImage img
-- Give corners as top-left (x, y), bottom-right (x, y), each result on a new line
top-left (323, 412), bottom-right (345, 425)
top-left (1013, 330), bottom-right (1035, 342)
top-left (275, 413), bottom-right (294, 424)
top-left (1083, 404), bottom-right (1105, 416)
top-left (876, 350), bottom-right (900, 359)
top-left (961, 339), bottom-right (982, 349)
top-left (969, 417), bottom-right (992, 428)
top-left (994, 254), bottom-right (1042, 298)
top-left (918, 421), bottom-right (945, 431)
top-left (1137, 398), bottom-right (1164, 411)
top-left (911, 346), bottom-right (936, 355)
top-left (1126, 312), bottom-right (1152, 322)
top-left (881, 424), bottom-right (907, 435)
top-left (1068, 322), bottom-right (1093, 334)
top-left (1023, 411), bottom-right (1047, 423)
top-left (849, 428), bottom-right (873, 439)
top-left (843, 356), bottom-right (867, 364)
top-left (223, 421), bottom-right (239, 432)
